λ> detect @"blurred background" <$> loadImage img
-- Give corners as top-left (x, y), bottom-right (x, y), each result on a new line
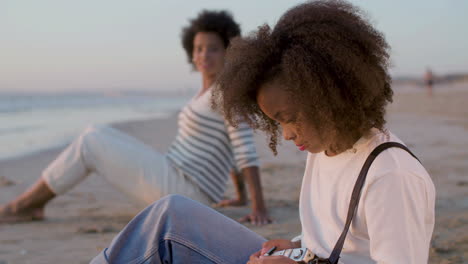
top-left (1, 1), bottom-right (467, 93)
top-left (1, 0), bottom-right (467, 159)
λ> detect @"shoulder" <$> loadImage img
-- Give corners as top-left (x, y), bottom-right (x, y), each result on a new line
top-left (364, 131), bottom-right (434, 195)
top-left (187, 92), bottom-right (225, 121)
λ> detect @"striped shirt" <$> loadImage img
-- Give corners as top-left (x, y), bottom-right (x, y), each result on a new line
top-left (167, 89), bottom-right (259, 202)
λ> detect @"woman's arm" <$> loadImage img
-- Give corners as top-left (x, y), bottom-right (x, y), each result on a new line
top-left (225, 121), bottom-right (271, 225)
top-left (364, 169), bottom-right (435, 263)
top-left (239, 166), bottom-right (271, 225)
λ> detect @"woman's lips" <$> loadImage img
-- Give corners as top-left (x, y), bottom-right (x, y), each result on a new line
top-left (200, 63), bottom-right (213, 69)
top-left (297, 145), bottom-right (306, 151)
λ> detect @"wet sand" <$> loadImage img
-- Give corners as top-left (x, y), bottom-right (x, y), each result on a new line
top-left (0, 84), bottom-right (467, 263)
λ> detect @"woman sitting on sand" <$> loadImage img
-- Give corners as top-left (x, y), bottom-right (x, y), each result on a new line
top-left (0, 10), bottom-right (270, 225)
top-left (90, 1), bottom-right (435, 263)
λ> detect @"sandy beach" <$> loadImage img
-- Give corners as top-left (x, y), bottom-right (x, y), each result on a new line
top-left (0, 84), bottom-right (467, 264)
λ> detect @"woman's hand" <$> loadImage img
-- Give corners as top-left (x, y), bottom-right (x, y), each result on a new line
top-left (259, 239), bottom-right (301, 255)
top-left (248, 238), bottom-right (301, 264)
top-left (239, 208), bottom-right (272, 226)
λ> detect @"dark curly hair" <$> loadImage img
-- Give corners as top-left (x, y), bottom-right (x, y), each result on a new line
top-left (181, 10), bottom-right (241, 66)
top-left (213, 0), bottom-right (393, 155)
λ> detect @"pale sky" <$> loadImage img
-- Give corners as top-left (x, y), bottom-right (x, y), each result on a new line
top-left (1, 0), bottom-right (467, 92)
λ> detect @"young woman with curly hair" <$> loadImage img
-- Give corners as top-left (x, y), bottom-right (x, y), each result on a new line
top-left (90, 1), bottom-right (435, 263)
top-left (0, 10), bottom-right (270, 226)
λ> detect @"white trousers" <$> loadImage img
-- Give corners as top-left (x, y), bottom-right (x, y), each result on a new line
top-left (42, 125), bottom-right (212, 206)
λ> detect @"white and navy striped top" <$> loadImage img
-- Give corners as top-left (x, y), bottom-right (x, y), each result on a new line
top-left (167, 89), bottom-right (259, 202)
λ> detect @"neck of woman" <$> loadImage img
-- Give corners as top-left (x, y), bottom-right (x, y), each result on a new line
top-left (325, 129), bottom-right (376, 157)
top-left (197, 74), bottom-right (216, 97)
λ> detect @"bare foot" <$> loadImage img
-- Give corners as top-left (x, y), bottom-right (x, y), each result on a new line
top-left (0, 204), bottom-right (45, 224)
top-left (0, 178), bottom-right (54, 224)
top-left (215, 198), bottom-right (247, 207)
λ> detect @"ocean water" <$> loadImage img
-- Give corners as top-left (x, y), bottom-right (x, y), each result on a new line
top-left (0, 92), bottom-right (190, 160)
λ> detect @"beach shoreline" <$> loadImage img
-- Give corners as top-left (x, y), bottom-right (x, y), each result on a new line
top-left (0, 85), bottom-right (467, 263)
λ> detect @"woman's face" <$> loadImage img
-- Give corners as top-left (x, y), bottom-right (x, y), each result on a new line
top-left (192, 31), bottom-right (226, 78)
top-left (257, 81), bottom-right (329, 154)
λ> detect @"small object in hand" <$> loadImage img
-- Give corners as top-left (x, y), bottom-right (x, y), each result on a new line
top-left (264, 246), bottom-right (277, 256)
top-left (271, 248), bottom-right (317, 263)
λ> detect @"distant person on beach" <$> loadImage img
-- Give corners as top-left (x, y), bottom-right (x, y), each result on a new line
top-left (90, 1), bottom-right (435, 263)
top-left (0, 10), bottom-right (271, 225)
top-left (424, 67), bottom-right (434, 96)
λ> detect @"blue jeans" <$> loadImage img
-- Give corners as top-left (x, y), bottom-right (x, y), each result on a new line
top-left (90, 195), bottom-right (266, 264)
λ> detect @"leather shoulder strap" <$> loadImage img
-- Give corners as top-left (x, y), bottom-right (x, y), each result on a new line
top-left (327, 142), bottom-right (419, 264)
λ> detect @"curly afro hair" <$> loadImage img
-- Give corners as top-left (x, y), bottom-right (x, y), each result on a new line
top-left (181, 10), bottom-right (241, 66)
top-left (213, 0), bottom-right (393, 155)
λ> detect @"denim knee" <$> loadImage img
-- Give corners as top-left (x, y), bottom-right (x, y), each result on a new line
top-left (151, 194), bottom-right (193, 218)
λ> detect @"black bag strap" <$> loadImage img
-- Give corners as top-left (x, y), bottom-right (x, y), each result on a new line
top-left (327, 142), bottom-right (420, 264)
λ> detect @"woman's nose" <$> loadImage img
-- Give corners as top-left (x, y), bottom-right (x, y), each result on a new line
top-left (283, 129), bottom-right (296, 141)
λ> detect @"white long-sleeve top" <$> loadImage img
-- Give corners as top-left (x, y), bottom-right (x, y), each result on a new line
top-left (300, 129), bottom-right (435, 263)
top-left (167, 89), bottom-right (259, 202)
